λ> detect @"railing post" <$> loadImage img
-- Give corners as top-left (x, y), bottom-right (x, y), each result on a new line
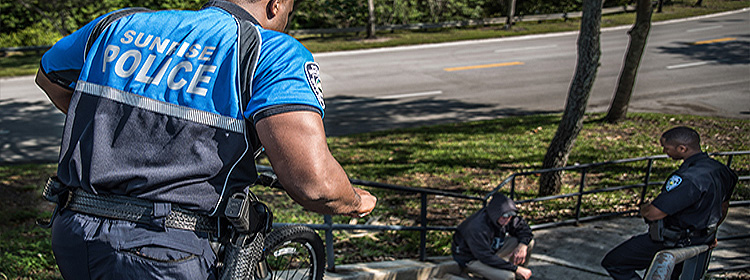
top-left (640, 158), bottom-right (654, 204)
top-left (510, 175), bottom-right (516, 200)
top-left (726, 154), bottom-right (734, 169)
top-left (420, 193), bottom-right (428, 261)
top-left (574, 169), bottom-right (588, 224)
top-left (324, 215), bottom-right (336, 272)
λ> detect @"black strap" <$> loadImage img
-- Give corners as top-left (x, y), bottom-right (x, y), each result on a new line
top-left (67, 188), bottom-right (218, 233)
top-left (85, 7), bottom-right (154, 58)
top-left (235, 19), bottom-right (263, 154)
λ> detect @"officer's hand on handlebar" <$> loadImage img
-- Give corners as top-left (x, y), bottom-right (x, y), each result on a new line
top-left (350, 187), bottom-right (377, 218)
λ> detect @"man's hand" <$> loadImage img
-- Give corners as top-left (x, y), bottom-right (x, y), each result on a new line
top-left (708, 238), bottom-right (718, 250)
top-left (515, 266), bottom-right (532, 280)
top-left (349, 187), bottom-right (377, 218)
top-left (510, 244), bottom-right (528, 265)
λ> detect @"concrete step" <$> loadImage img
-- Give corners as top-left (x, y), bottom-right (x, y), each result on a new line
top-left (324, 257), bottom-right (459, 280)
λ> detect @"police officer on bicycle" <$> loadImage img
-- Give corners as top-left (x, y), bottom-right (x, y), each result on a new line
top-left (601, 126), bottom-right (737, 280)
top-left (35, 0), bottom-right (376, 278)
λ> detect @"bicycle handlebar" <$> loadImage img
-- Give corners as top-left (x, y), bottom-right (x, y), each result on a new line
top-left (256, 171), bottom-right (284, 190)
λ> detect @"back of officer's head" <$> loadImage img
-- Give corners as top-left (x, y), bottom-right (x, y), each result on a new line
top-left (661, 126), bottom-right (701, 150)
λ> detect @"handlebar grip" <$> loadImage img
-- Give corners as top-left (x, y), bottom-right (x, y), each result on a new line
top-left (257, 172), bottom-right (283, 189)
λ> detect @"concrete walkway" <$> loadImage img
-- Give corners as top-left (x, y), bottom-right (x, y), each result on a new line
top-left (322, 206), bottom-right (750, 280)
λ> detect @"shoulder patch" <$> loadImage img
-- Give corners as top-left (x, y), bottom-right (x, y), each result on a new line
top-left (304, 62), bottom-right (325, 110)
top-left (665, 175), bottom-right (682, 192)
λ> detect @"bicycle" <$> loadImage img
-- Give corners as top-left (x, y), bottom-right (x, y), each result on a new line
top-left (219, 170), bottom-right (326, 280)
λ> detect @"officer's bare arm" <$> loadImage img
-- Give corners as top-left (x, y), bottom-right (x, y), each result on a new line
top-left (35, 70), bottom-right (73, 114)
top-left (640, 203), bottom-right (667, 221)
top-left (256, 110), bottom-right (376, 217)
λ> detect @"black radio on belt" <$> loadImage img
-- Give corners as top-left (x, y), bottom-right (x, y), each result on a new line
top-left (224, 191), bottom-right (260, 234)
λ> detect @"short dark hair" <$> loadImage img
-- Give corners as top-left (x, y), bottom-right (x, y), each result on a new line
top-left (661, 126), bottom-right (700, 150)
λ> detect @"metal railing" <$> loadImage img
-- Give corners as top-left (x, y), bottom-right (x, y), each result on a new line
top-left (266, 151), bottom-right (748, 272)
top-left (492, 151), bottom-right (749, 230)
top-left (645, 245), bottom-right (711, 280)
top-left (267, 173), bottom-right (488, 271)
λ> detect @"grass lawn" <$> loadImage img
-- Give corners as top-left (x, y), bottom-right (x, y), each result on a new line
top-left (1, 112), bottom-right (748, 278)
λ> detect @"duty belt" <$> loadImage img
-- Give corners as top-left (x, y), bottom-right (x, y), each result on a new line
top-left (40, 177), bottom-right (217, 234)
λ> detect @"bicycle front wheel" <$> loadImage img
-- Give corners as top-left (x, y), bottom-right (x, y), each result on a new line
top-left (263, 225), bottom-right (325, 280)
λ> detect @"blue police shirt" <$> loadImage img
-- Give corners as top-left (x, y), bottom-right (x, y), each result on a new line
top-left (40, 0), bottom-right (325, 214)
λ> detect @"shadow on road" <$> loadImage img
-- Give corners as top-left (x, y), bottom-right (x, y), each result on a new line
top-left (0, 99), bottom-right (65, 164)
top-left (1, 94), bottom-right (560, 164)
top-left (323, 95), bottom-right (559, 136)
top-left (656, 34), bottom-right (750, 65)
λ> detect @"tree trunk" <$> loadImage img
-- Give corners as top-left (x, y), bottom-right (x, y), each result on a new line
top-left (657, 0), bottom-right (664, 13)
top-left (505, 0), bottom-right (517, 30)
top-left (603, 0), bottom-right (653, 123)
top-left (694, 0), bottom-right (703, 7)
top-left (367, 0), bottom-right (376, 38)
top-left (538, 0), bottom-right (602, 196)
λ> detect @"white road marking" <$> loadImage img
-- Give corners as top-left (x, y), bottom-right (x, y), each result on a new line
top-left (687, 25), bottom-right (723, 33)
top-left (666, 61), bottom-right (709, 70)
top-left (376, 90), bottom-right (443, 99)
top-left (495, 45), bottom-right (558, 53)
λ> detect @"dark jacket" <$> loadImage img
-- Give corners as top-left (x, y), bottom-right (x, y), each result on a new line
top-left (452, 193), bottom-right (533, 272)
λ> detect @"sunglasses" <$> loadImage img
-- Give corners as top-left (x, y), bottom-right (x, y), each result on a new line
top-left (501, 212), bottom-right (515, 218)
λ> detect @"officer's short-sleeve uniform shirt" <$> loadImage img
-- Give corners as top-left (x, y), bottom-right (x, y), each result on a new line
top-left (40, 0), bottom-right (325, 214)
top-left (651, 153), bottom-right (737, 232)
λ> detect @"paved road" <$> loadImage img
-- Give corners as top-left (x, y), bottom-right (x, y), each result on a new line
top-left (315, 9), bottom-right (750, 136)
top-left (0, 75), bottom-right (66, 164)
top-left (1, 9), bottom-right (749, 163)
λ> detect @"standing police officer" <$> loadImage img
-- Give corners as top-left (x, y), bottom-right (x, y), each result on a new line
top-left (601, 126), bottom-right (737, 280)
top-left (35, 0), bottom-right (376, 278)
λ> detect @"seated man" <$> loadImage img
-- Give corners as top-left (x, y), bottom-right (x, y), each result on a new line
top-left (452, 193), bottom-right (534, 280)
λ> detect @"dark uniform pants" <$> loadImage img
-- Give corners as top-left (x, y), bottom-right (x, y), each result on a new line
top-left (51, 210), bottom-right (217, 279)
top-left (601, 234), bottom-right (683, 280)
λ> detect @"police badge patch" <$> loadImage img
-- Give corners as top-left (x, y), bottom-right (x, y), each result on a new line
top-left (304, 62), bottom-right (325, 110)
top-left (665, 175), bottom-right (682, 192)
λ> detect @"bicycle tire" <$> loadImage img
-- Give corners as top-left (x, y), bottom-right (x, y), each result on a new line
top-left (263, 225), bottom-right (325, 280)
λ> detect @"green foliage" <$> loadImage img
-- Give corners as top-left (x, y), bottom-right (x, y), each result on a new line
top-left (293, 0), bottom-right (368, 29)
top-left (290, 0), bottom-right (631, 29)
top-left (3, 0), bottom-right (204, 48)
top-left (0, 22), bottom-right (61, 48)
top-left (1, 0), bottom-right (38, 34)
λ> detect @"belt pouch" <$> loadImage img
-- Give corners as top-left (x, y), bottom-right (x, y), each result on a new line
top-left (648, 220), bottom-right (665, 242)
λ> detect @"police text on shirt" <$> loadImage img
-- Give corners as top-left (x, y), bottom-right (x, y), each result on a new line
top-left (102, 30), bottom-right (217, 96)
